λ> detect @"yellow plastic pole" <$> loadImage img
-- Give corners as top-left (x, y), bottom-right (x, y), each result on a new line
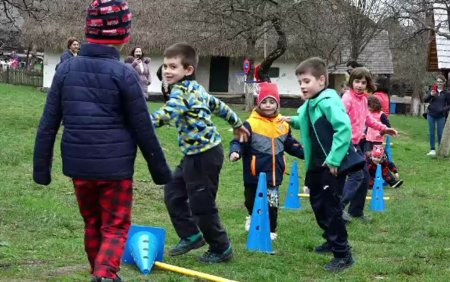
top-left (298, 193), bottom-right (390, 200)
top-left (154, 261), bottom-right (238, 282)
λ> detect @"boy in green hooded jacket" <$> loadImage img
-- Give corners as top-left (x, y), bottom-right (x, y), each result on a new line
top-left (283, 57), bottom-right (354, 272)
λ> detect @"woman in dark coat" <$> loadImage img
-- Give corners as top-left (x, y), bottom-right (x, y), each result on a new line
top-left (424, 74), bottom-right (450, 156)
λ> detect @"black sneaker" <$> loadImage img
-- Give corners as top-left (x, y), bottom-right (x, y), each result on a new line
top-left (392, 179), bottom-right (403, 188)
top-left (314, 242), bottom-right (332, 254)
top-left (91, 277), bottom-right (122, 282)
top-left (324, 255), bottom-right (355, 272)
top-left (198, 246), bottom-right (233, 263)
top-left (168, 232), bottom-right (206, 256)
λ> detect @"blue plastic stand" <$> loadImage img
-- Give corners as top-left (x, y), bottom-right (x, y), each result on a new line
top-left (246, 173), bottom-right (273, 253)
top-left (282, 160), bottom-right (301, 210)
top-left (370, 164), bottom-right (385, 212)
top-left (122, 225), bottom-right (166, 275)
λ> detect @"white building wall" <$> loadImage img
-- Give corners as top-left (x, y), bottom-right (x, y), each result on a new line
top-left (269, 61), bottom-right (300, 95)
top-left (196, 57), bottom-right (211, 90)
top-left (43, 53), bottom-right (59, 88)
top-left (44, 52), bottom-right (165, 92)
top-left (43, 52), bottom-right (301, 96)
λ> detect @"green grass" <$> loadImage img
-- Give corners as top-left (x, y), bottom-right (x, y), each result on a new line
top-left (1, 83), bottom-right (450, 281)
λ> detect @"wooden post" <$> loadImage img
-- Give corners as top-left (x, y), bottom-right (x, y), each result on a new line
top-left (6, 65), bottom-right (9, 84)
top-left (438, 119), bottom-right (450, 157)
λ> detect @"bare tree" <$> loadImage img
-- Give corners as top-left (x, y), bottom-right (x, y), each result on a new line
top-left (386, 0), bottom-right (450, 156)
top-left (388, 0), bottom-right (450, 39)
top-left (330, 0), bottom-right (395, 62)
top-left (0, 0), bottom-right (47, 50)
top-left (189, 0), bottom-right (301, 110)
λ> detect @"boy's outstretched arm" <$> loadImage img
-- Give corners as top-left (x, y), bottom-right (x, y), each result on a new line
top-left (121, 71), bottom-right (172, 185)
top-left (279, 115), bottom-right (300, 130)
top-left (33, 72), bottom-right (64, 185)
top-left (150, 88), bottom-right (187, 128)
top-left (284, 128), bottom-right (304, 159)
top-left (229, 122), bottom-right (252, 161)
top-left (207, 94), bottom-right (250, 142)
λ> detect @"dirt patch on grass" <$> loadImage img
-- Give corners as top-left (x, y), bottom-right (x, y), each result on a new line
top-left (46, 264), bottom-right (87, 277)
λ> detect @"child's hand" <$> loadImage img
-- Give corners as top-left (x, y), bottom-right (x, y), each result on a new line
top-left (383, 128), bottom-right (398, 136)
top-left (229, 152), bottom-right (240, 162)
top-left (233, 126), bottom-right (250, 143)
top-left (395, 173), bottom-right (399, 178)
top-left (325, 163), bottom-right (338, 176)
top-left (279, 116), bottom-right (291, 123)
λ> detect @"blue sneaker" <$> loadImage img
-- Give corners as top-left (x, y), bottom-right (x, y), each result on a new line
top-left (168, 232), bottom-right (206, 256)
top-left (198, 246), bottom-right (233, 263)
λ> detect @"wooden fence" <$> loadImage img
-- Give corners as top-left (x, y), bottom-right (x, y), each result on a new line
top-left (0, 67), bottom-right (43, 87)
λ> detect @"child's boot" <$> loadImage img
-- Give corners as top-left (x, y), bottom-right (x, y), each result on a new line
top-left (198, 245), bottom-right (233, 263)
top-left (168, 232), bottom-right (206, 256)
top-left (314, 241), bottom-right (332, 254)
top-left (324, 253), bottom-right (354, 272)
top-left (391, 179), bottom-right (403, 188)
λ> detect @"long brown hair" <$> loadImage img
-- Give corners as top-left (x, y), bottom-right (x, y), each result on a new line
top-left (349, 67), bottom-right (376, 93)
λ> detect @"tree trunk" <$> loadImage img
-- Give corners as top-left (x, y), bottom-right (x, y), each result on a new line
top-left (257, 17), bottom-right (287, 82)
top-left (245, 38), bottom-right (256, 111)
top-left (25, 43), bottom-right (32, 71)
top-left (409, 83), bottom-right (422, 116)
top-left (438, 120), bottom-right (450, 157)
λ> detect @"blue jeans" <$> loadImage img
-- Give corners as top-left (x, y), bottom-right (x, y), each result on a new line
top-left (340, 145), bottom-right (370, 217)
top-left (427, 115), bottom-right (446, 150)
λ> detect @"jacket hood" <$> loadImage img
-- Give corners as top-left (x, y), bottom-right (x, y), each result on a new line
top-left (309, 88), bottom-right (340, 108)
top-left (250, 109), bottom-right (281, 120)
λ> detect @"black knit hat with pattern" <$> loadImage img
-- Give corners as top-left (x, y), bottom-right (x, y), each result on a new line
top-left (85, 0), bottom-right (132, 44)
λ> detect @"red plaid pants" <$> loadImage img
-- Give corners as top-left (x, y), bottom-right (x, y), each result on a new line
top-left (73, 178), bottom-right (133, 279)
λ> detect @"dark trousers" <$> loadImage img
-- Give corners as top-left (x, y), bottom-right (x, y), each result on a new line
top-left (341, 144), bottom-right (370, 217)
top-left (73, 178), bottom-right (133, 279)
top-left (164, 144), bottom-right (230, 253)
top-left (244, 184), bottom-right (279, 233)
top-left (306, 168), bottom-right (350, 258)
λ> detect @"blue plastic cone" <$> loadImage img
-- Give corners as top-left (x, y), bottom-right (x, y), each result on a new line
top-left (370, 164), bottom-right (385, 212)
top-left (282, 160), bottom-right (301, 210)
top-left (385, 135), bottom-right (393, 162)
top-left (246, 173), bottom-right (272, 253)
top-left (129, 231), bottom-right (158, 274)
top-left (122, 225), bottom-right (166, 275)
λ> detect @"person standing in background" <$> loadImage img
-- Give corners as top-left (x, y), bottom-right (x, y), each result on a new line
top-left (125, 47), bottom-right (152, 99)
top-left (56, 37), bottom-right (79, 70)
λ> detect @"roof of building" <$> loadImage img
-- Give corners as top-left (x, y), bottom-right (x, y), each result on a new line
top-left (21, 0), bottom-right (393, 75)
top-left (428, 3), bottom-right (450, 71)
top-left (330, 31), bottom-right (394, 74)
